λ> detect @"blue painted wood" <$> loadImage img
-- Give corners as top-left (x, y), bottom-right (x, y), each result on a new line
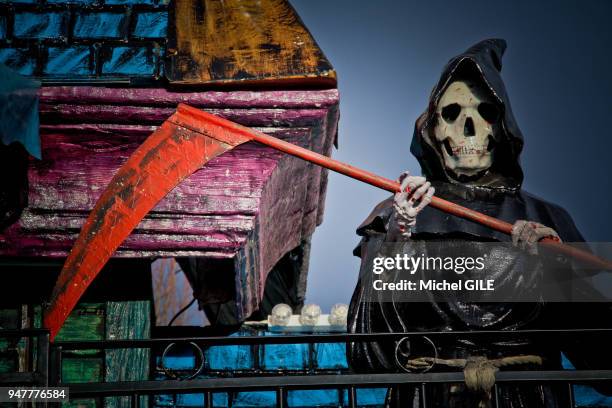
top-left (562, 354), bottom-right (612, 407)
top-left (0, 1), bottom-right (167, 79)
top-left (314, 342), bottom-right (347, 370)
top-left (288, 390), bottom-right (342, 408)
top-left (14, 12), bottom-right (67, 39)
top-left (73, 12), bottom-right (126, 39)
top-left (260, 332), bottom-right (308, 371)
top-left (155, 329), bottom-right (387, 407)
top-left (134, 12), bottom-right (167, 38)
top-left (102, 47), bottom-right (158, 76)
top-left (105, 0), bottom-right (157, 5)
top-left (232, 391), bottom-right (276, 408)
top-left (47, 0), bottom-right (96, 4)
top-left (207, 333), bottom-right (254, 370)
top-left (0, 49), bottom-right (35, 75)
top-left (45, 47), bottom-right (92, 76)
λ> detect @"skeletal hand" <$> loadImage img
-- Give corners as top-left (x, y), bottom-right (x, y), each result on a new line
top-left (391, 171), bottom-right (435, 239)
top-left (511, 220), bottom-right (561, 255)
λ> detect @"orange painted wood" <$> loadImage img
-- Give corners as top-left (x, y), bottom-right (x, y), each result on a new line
top-left (167, 0), bottom-right (336, 86)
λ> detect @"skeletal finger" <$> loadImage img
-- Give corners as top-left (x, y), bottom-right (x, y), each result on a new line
top-left (415, 187), bottom-right (435, 212)
top-left (512, 220), bottom-right (527, 247)
top-left (394, 192), bottom-right (409, 212)
top-left (399, 173), bottom-right (412, 192)
top-left (394, 191), bottom-right (408, 204)
top-left (398, 171), bottom-right (411, 183)
top-left (406, 207), bottom-right (419, 218)
top-left (407, 176), bottom-right (427, 191)
top-left (527, 225), bottom-right (540, 244)
top-left (534, 226), bottom-right (560, 242)
top-left (394, 199), bottom-right (413, 220)
top-left (409, 181), bottom-right (431, 204)
top-left (516, 222), bottom-right (532, 251)
top-left (519, 224), bottom-right (535, 251)
top-left (526, 227), bottom-right (540, 255)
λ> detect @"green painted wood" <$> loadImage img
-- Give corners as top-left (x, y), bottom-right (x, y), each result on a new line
top-left (0, 301), bottom-right (150, 407)
top-left (55, 303), bottom-right (105, 342)
top-left (56, 301), bottom-right (151, 408)
top-left (56, 303), bottom-right (105, 408)
top-left (105, 301), bottom-right (151, 408)
top-left (61, 356), bottom-right (104, 383)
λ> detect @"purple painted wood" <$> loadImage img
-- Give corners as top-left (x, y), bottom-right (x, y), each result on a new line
top-left (0, 86), bottom-right (339, 321)
top-left (38, 87), bottom-right (339, 109)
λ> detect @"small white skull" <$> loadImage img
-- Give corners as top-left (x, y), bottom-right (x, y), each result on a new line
top-left (299, 304), bottom-right (321, 326)
top-left (270, 303), bottom-right (292, 326)
top-left (328, 303), bottom-right (349, 327)
top-left (434, 79), bottom-right (500, 177)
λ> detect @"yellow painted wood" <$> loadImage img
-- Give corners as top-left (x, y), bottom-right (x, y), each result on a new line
top-left (168, 0), bottom-right (336, 86)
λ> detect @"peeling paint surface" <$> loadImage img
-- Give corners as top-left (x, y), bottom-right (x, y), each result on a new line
top-left (1, 86), bottom-right (339, 324)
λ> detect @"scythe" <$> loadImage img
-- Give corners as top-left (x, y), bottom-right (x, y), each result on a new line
top-left (43, 103), bottom-right (612, 341)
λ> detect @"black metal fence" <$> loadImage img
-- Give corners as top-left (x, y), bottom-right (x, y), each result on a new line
top-left (1, 328), bottom-right (612, 408)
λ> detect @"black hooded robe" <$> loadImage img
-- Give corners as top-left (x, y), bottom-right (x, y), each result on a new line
top-left (347, 39), bottom-right (611, 408)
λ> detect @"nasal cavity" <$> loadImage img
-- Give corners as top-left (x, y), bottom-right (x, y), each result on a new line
top-left (464, 117), bottom-right (475, 136)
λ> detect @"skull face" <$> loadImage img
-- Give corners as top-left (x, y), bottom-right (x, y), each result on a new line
top-left (434, 79), bottom-right (500, 177)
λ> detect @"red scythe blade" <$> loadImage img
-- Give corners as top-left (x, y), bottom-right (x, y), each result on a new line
top-left (44, 107), bottom-right (251, 341)
top-left (45, 103), bottom-right (612, 341)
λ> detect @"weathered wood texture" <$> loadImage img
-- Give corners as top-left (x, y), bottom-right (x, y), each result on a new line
top-left (0, 86), bottom-right (339, 321)
top-left (54, 301), bottom-right (150, 408)
top-left (105, 301), bottom-right (150, 408)
top-left (167, 0), bottom-right (336, 86)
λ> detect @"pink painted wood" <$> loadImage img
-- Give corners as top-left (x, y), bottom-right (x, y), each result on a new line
top-left (0, 86), bottom-right (339, 321)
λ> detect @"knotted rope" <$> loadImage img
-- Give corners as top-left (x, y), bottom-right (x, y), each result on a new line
top-left (406, 355), bottom-right (543, 408)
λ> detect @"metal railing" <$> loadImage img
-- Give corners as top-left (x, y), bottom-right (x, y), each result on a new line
top-left (1, 329), bottom-right (611, 408)
top-left (0, 329), bottom-right (49, 388)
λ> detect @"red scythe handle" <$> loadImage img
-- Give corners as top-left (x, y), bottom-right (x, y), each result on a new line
top-left (177, 104), bottom-right (612, 271)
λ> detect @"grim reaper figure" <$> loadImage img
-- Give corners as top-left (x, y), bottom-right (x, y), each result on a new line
top-left (348, 39), bottom-right (611, 407)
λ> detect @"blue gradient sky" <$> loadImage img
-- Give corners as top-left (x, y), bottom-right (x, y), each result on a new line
top-left (290, 0), bottom-right (612, 310)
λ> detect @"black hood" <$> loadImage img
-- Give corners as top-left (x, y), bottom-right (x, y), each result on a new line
top-left (410, 38), bottom-right (524, 192)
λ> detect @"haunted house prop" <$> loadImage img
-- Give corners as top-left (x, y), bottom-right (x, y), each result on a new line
top-left (0, 0), bottom-right (338, 328)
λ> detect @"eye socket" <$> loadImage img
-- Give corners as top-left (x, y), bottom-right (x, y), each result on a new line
top-left (477, 102), bottom-right (500, 123)
top-left (441, 103), bottom-right (461, 122)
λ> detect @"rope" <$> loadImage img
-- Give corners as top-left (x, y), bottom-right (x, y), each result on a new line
top-left (406, 355), bottom-right (543, 407)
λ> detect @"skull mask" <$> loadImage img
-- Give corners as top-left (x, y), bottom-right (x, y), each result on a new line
top-left (270, 303), bottom-right (292, 326)
top-left (434, 79), bottom-right (500, 178)
top-left (299, 304), bottom-right (321, 326)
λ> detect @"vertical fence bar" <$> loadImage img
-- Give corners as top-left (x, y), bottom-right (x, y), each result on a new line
top-left (420, 383), bottom-right (427, 408)
top-left (308, 342), bottom-right (316, 372)
top-left (276, 387), bottom-right (286, 408)
top-left (205, 391), bottom-right (213, 408)
top-left (567, 383), bottom-right (575, 408)
top-left (37, 332), bottom-right (50, 387)
top-left (48, 345), bottom-right (62, 388)
top-left (391, 385), bottom-right (401, 407)
top-left (493, 384), bottom-right (500, 408)
top-left (131, 393), bottom-right (140, 408)
top-left (347, 386), bottom-right (357, 408)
